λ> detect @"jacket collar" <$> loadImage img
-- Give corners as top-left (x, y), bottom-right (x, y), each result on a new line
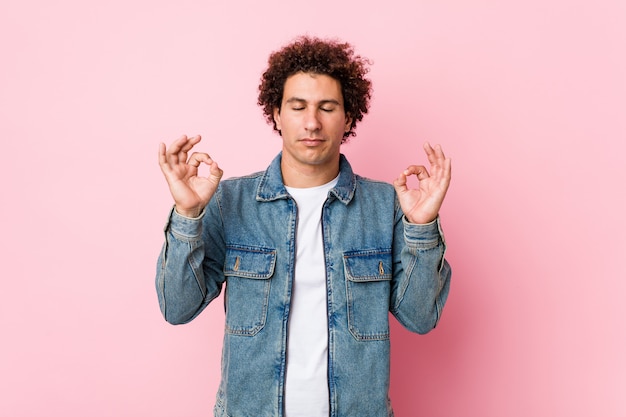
top-left (256, 153), bottom-right (356, 205)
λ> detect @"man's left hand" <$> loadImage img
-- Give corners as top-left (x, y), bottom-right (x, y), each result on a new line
top-left (393, 142), bottom-right (452, 224)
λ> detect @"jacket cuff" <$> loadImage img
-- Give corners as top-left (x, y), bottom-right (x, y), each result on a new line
top-left (163, 206), bottom-right (205, 239)
top-left (402, 216), bottom-right (446, 248)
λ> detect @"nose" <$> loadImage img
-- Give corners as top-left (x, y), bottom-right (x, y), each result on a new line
top-left (304, 108), bottom-right (322, 132)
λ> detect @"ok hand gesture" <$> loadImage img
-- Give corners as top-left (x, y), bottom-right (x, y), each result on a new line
top-left (158, 135), bottom-right (223, 218)
top-left (393, 143), bottom-right (451, 224)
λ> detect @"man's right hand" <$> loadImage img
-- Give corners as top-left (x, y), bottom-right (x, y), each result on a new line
top-left (158, 135), bottom-right (223, 218)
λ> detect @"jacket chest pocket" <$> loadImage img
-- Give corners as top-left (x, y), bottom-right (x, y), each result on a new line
top-left (343, 249), bottom-right (392, 341)
top-left (223, 245), bottom-right (276, 336)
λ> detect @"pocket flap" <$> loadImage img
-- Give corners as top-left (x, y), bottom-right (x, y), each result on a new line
top-left (224, 246), bottom-right (276, 279)
top-left (343, 250), bottom-right (392, 282)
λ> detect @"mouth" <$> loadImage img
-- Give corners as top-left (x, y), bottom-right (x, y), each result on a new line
top-left (300, 138), bottom-right (325, 146)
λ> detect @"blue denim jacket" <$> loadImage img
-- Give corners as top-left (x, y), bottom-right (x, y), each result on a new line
top-left (156, 153), bottom-right (451, 417)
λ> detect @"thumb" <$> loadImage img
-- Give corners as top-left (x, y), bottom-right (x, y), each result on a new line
top-left (393, 170), bottom-right (409, 193)
top-left (207, 161), bottom-right (224, 184)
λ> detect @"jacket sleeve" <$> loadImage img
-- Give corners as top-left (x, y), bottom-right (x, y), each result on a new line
top-left (155, 197), bottom-right (226, 325)
top-left (389, 203), bottom-right (452, 334)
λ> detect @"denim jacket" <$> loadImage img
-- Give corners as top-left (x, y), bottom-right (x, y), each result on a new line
top-left (156, 153), bottom-right (451, 417)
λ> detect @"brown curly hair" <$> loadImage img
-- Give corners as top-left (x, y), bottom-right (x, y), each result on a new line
top-left (258, 36), bottom-right (372, 142)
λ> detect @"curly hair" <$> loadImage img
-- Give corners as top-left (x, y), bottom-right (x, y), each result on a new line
top-left (258, 36), bottom-right (372, 141)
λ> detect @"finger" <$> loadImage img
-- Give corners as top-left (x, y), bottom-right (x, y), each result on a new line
top-left (442, 156), bottom-right (452, 184)
top-left (187, 152), bottom-right (211, 168)
top-left (433, 144), bottom-right (447, 164)
top-left (158, 142), bottom-right (179, 181)
top-left (167, 135), bottom-right (189, 153)
top-left (434, 147), bottom-right (451, 183)
top-left (427, 155), bottom-right (452, 192)
top-left (209, 160), bottom-right (224, 180)
top-left (424, 142), bottom-right (446, 167)
top-left (423, 141), bottom-right (434, 157)
top-left (159, 141), bottom-right (181, 171)
top-left (158, 142), bottom-right (170, 167)
top-left (393, 170), bottom-right (408, 191)
top-left (164, 135), bottom-right (191, 164)
top-left (178, 135), bottom-right (202, 158)
top-left (175, 135), bottom-right (201, 164)
top-left (404, 165), bottom-right (430, 181)
top-left (393, 170), bottom-right (406, 187)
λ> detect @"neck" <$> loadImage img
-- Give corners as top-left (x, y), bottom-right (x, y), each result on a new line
top-left (281, 157), bottom-right (340, 188)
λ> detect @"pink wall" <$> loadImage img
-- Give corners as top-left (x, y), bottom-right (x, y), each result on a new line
top-left (2, 1), bottom-right (625, 416)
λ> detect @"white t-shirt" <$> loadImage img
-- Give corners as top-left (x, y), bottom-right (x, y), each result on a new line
top-left (284, 177), bottom-right (338, 417)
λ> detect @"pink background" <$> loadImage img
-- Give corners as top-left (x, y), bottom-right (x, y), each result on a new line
top-left (1, 0), bottom-right (625, 416)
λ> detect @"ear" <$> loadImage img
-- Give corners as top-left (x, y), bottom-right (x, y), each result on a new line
top-left (273, 107), bottom-right (282, 130)
top-left (344, 114), bottom-right (353, 133)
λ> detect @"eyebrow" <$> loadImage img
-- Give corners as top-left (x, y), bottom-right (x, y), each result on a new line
top-left (285, 97), bottom-right (342, 106)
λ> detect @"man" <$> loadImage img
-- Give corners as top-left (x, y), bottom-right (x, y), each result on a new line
top-left (156, 36), bottom-right (452, 417)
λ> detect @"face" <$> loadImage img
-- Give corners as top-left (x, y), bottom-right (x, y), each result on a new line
top-left (273, 72), bottom-right (352, 180)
